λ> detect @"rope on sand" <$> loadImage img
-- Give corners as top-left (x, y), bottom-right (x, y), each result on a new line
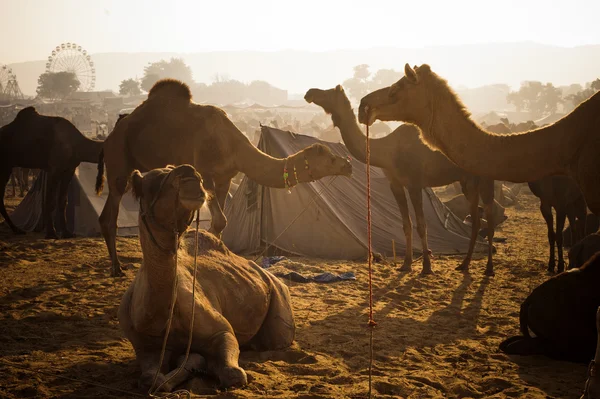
top-left (365, 124), bottom-right (377, 399)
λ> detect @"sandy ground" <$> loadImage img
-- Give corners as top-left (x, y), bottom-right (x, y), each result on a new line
top-left (0, 191), bottom-right (590, 398)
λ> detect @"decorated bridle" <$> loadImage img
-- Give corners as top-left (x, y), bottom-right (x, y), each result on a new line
top-left (138, 170), bottom-right (197, 254)
top-left (283, 156), bottom-right (314, 192)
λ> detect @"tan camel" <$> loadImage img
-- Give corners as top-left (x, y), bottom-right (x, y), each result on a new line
top-left (97, 79), bottom-right (352, 277)
top-left (119, 165), bottom-right (295, 392)
top-left (581, 307), bottom-right (599, 399)
top-left (305, 86), bottom-right (497, 275)
top-left (358, 64), bottom-right (600, 220)
top-left (0, 107), bottom-right (103, 238)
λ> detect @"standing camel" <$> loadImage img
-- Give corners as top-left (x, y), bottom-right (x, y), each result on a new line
top-left (0, 107), bottom-right (103, 238)
top-left (305, 86), bottom-right (497, 275)
top-left (119, 165), bottom-right (294, 391)
top-left (358, 63), bottom-right (600, 220)
top-left (96, 79), bottom-right (352, 277)
top-left (528, 176), bottom-right (587, 272)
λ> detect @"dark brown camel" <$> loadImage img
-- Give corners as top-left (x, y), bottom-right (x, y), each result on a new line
top-left (0, 107), bottom-right (103, 238)
top-left (500, 252), bottom-right (600, 363)
top-left (528, 176), bottom-right (587, 273)
top-left (581, 307), bottom-right (600, 398)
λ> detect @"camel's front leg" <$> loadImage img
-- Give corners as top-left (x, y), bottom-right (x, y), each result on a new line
top-left (204, 177), bottom-right (227, 238)
top-left (136, 349), bottom-right (174, 392)
top-left (456, 178), bottom-right (480, 273)
top-left (389, 183), bottom-right (413, 271)
top-left (99, 176), bottom-right (127, 277)
top-left (408, 186), bottom-right (432, 275)
top-left (480, 178), bottom-right (496, 276)
top-left (160, 353), bottom-right (206, 392)
top-left (204, 331), bottom-right (247, 388)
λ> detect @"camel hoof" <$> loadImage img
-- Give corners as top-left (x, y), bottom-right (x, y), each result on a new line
top-left (219, 366), bottom-right (248, 388)
top-left (557, 264), bottom-right (565, 274)
top-left (110, 267), bottom-right (125, 278)
top-left (484, 269), bottom-right (495, 277)
top-left (455, 263), bottom-right (468, 272)
top-left (62, 230), bottom-right (75, 239)
top-left (420, 269), bottom-right (434, 276)
top-left (399, 263), bottom-right (412, 273)
top-left (45, 232), bottom-right (59, 239)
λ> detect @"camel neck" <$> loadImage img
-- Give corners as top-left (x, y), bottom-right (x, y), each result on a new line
top-left (420, 93), bottom-right (578, 182)
top-left (138, 226), bottom-right (181, 293)
top-left (328, 100), bottom-right (393, 170)
top-left (76, 136), bottom-right (104, 164)
top-left (234, 142), bottom-right (311, 189)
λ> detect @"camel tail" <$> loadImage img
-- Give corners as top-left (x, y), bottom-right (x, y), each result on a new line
top-left (519, 296), bottom-right (532, 338)
top-left (95, 149), bottom-right (105, 195)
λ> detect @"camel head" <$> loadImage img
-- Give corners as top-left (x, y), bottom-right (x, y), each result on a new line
top-left (304, 85), bottom-right (350, 115)
top-left (581, 306), bottom-right (600, 399)
top-left (358, 64), bottom-right (432, 126)
top-left (294, 143), bottom-right (352, 181)
top-left (130, 165), bottom-right (207, 246)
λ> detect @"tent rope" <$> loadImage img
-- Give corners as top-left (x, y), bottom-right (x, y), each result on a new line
top-left (252, 175), bottom-right (339, 263)
top-left (365, 124), bottom-right (377, 399)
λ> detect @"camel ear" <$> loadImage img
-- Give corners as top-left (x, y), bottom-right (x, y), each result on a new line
top-left (130, 170), bottom-right (144, 200)
top-left (405, 63), bottom-right (418, 83)
top-left (335, 85), bottom-right (344, 92)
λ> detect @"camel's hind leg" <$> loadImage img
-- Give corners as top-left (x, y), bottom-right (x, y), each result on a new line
top-left (247, 278), bottom-right (296, 351)
top-left (408, 186), bottom-right (432, 275)
top-left (480, 178), bottom-right (496, 276)
top-left (390, 183), bottom-right (413, 271)
top-left (0, 167), bottom-right (25, 234)
top-left (55, 167), bottom-right (76, 238)
top-left (456, 178), bottom-right (480, 273)
top-left (555, 210), bottom-right (567, 273)
top-left (99, 175), bottom-right (127, 277)
top-left (540, 202), bottom-right (556, 272)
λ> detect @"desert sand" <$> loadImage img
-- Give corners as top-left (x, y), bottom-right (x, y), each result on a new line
top-left (0, 190), bottom-right (589, 398)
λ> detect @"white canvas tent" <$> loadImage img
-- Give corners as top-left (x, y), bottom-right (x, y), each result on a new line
top-left (9, 162), bottom-right (212, 236)
top-left (222, 126), bottom-right (487, 259)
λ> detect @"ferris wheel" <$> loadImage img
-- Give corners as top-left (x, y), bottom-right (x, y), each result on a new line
top-left (46, 42), bottom-right (96, 91)
top-left (0, 65), bottom-right (12, 92)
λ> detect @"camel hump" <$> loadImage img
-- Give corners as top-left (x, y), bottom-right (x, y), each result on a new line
top-left (15, 106), bottom-right (38, 121)
top-left (148, 79), bottom-right (192, 102)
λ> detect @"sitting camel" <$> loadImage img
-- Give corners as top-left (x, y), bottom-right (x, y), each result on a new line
top-left (97, 79), bottom-right (352, 277)
top-left (499, 252), bottom-right (600, 363)
top-left (119, 165), bottom-right (295, 392)
top-left (357, 63), bottom-right (600, 224)
top-left (569, 233), bottom-right (600, 269)
top-left (0, 107), bottom-right (103, 238)
top-left (528, 176), bottom-right (587, 273)
top-left (305, 85), bottom-right (497, 275)
top-left (581, 307), bottom-right (600, 399)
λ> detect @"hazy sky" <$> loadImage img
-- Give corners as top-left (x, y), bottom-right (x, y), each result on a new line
top-left (2, 0), bottom-right (599, 63)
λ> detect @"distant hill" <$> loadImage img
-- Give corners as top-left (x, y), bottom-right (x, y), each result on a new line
top-left (9, 42), bottom-right (600, 99)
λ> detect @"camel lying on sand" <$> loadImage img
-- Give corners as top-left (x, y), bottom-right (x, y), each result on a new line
top-left (528, 176), bottom-right (587, 273)
top-left (499, 252), bottom-right (600, 363)
top-left (569, 233), bottom-right (600, 269)
top-left (358, 64), bottom-right (600, 222)
top-left (581, 307), bottom-right (600, 399)
top-left (0, 107), bottom-right (103, 238)
top-left (119, 165), bottom-right (295, 392)
top-left (98, 79), bottom-right (352, 277)
top-left (305, 86), bottom-right (497, 275)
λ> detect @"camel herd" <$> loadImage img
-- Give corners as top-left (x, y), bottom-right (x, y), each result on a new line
top-left (1, 65), bottom-right (599, 397)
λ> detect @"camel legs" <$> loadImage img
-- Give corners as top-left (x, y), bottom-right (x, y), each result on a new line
top-left (203, 331), bottom-right (247, 388)
top-left (389, 183), bottom-right (413, 271)
top-left (55, 168), bottom-right (75, 238)
top-left (540, 202), bottom-right (557, 272)
top-left (408, 186), bottom-right (432, 275)
top-left (456, 179), bottom-right (480, 273)
top-left (9, 169), bottom-right (17, 198)
top-left (0, 167), bottom-right (25, 234)
top-left (99, 176), bottom-right (127, 277)
top-left (555, 210), bottom-right (567, 273)
top-left (480, 179), bottom-right (496, 276)
top-left (205, 177), bottom-right (228, 238)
